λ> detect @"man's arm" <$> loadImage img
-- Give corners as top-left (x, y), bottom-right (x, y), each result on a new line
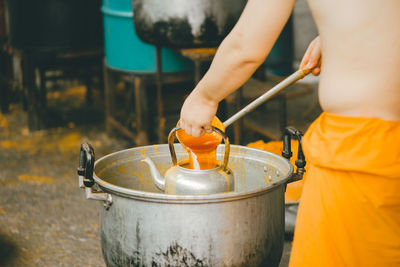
top-left (180, 0), bottom-right (296, 137)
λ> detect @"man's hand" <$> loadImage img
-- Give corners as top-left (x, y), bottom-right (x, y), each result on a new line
top-left (180, 89), bottom-right (218, 137)
top-left (300, 36), bottom-right (322, 76)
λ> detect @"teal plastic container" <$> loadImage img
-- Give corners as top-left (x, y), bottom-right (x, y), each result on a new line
top-left (102, 0), bottom-right (193, 73)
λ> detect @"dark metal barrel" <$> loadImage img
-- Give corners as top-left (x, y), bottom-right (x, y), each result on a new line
top-left (6, 0), bottom-right (103, 51)
top-left (132, 0), bottom-right (246, 48)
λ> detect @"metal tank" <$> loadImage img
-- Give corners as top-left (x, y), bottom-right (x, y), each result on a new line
top-left (6, 0), bottom-right (102, 50)
top-left (131, 0), bottom-right (247, 48)
top-left (78, 134), bottom-right (305, 266)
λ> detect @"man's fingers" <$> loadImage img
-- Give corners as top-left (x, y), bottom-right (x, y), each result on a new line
top-left (310, 49), bottom-right (321, 65)
top-left (309, 53), bottom-right (322, 76)
top-left (185, 125), bottom-right (193, 136)
top-left (300, 36), bottom-right (322, 74)
top-left (300, 39), bottom-right (316, 68)
top-left (180, 119), bottom-right (210, 137)
top-left (203, 125), bottom-right (213, 133)
top-left (300, 49), bottom-right (311, 68)
top-left (199, 128), bottom-right (206, 137)
top-left (191, 127), bottom-right (203, 138)
top-left (312, 67), bottom-right (321, 76)
top-left (306, 38), bottom-right (321, 69)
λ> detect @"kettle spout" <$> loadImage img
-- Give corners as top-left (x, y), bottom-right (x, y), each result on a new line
top-left (141, 157), bottom-right (165, 191)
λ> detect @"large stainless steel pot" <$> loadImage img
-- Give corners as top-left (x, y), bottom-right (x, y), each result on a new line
top-left (131, 0), bottom-right (247, 48)
top-left (77, 129), bottom-right (305, 267)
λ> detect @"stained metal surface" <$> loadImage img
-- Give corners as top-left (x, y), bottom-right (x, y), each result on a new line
top-left (92, 144), bottom-right (293, 266)
top-left (132, 0), bottom-right (246, 48)
top-left (100, 188), bottom-right (285, 267)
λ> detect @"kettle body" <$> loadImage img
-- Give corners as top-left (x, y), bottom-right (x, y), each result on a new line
top-left (164, 164), bottom-right (234, 195)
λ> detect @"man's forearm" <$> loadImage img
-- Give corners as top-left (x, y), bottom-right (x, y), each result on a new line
top-left (195, 35), bottom-right (266, 104)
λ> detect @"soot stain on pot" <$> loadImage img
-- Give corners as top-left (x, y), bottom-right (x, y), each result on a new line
top-left (135, 17), bottom-right (194, 47)
top-left (137, 16), bottom-right (225, 47)
top-left (133, 1), bottom-right (228, 48)
top-left (136, 219), bottom-right (141, 252)
top-left (102, 239), bottom-right (206, 267)
top-left (101, 231), bottom-right (126, 267)
top-left (198, 17), bottom-right (219, 43)
top-left (129, 251), bottom-right (146, 267)
top-left (103, 237), bottom-right (146, 267)
top-left (151, 243), bottom-right (208, 267)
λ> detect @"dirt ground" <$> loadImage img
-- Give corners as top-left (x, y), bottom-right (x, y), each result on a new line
top-left (0, 85), bottom-right (128, 266)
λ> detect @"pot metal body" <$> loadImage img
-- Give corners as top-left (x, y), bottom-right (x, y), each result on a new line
top-left (131, 0), bottom-right (246, 48)
top-left (92, 144), bottom-right (294, 267)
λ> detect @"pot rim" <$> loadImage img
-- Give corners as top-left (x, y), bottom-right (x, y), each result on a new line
top-left (93, 144), bottom-right (294, 204)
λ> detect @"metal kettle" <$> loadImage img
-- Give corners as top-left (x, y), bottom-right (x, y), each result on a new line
top-left (142, 126), bottom-right (234, 195)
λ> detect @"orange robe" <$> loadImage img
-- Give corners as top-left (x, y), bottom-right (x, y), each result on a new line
top-left (289, 112), bottom-right (400, 266)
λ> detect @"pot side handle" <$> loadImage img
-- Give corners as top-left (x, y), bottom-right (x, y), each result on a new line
top-left (78, 142), bottom-right (112, 210)
top-left (78, 142), bottom-right (95, 187)
top-left (282, 127), bottom-right (306, 183)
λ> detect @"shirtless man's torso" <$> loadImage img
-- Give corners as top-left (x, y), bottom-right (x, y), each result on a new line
top-left (310, 0), bottom-right (400, 120)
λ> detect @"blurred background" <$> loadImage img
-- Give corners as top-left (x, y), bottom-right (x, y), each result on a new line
top-left (0, 0), bottom-right (320, 266)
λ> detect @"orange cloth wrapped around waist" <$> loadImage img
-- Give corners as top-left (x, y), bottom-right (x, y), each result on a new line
top-left (289, 112), bottom-right (400, 267)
